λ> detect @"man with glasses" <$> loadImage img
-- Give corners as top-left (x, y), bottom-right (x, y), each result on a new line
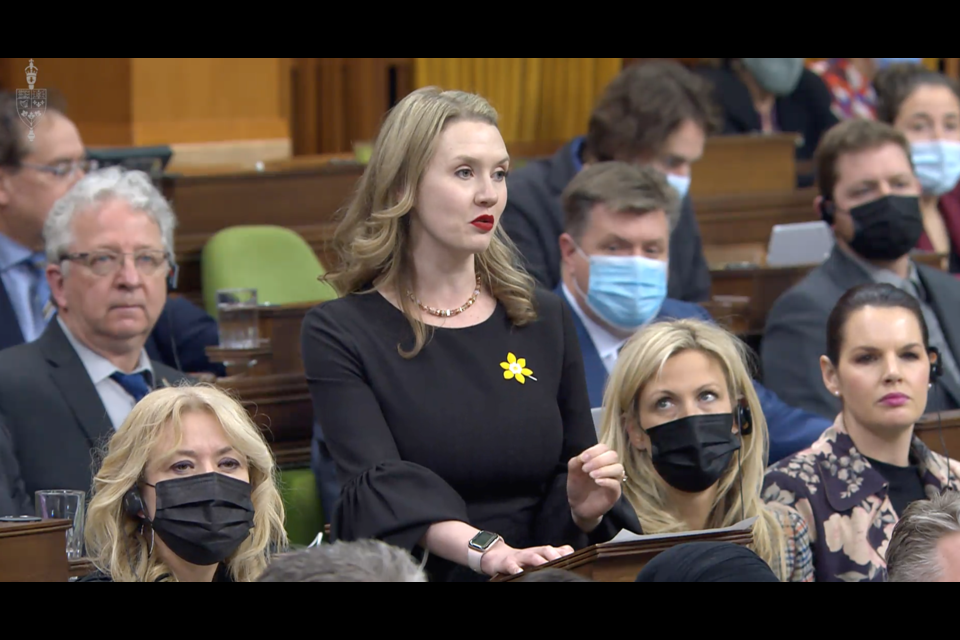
top-left (0, 166), bottom-right (193, 498)
top-left (0, 91), bottom-right (224, 377)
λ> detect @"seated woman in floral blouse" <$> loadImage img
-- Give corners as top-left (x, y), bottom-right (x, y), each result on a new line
top-left (763, 283), bottom-right (960, 582)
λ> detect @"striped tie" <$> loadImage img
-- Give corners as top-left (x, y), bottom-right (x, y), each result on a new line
top-left (26, 253), bottom-right (53, 327)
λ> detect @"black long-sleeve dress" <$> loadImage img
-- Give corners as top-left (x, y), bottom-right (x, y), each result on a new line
top-left (301, 286), bottom-right (641, 582)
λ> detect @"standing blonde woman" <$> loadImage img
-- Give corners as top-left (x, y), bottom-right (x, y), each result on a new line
top-left (80, 385), bottom-right (287, 582)
top-left (598, 319), bottom-right (813, 582)
top-left (301, 87), bottom-right (640, 582)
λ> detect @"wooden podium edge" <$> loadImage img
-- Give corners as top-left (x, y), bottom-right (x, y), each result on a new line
top-left (490, 530), bottom-right (754, 583)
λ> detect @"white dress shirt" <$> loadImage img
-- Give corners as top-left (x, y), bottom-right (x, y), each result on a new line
top-left (561, 283), bottom-right (628, 374)
top-left (58, 317), bottom-right (155, 431)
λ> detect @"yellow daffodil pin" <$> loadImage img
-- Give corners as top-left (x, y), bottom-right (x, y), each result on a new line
top-left (501, 352), bottom-right (537, 384)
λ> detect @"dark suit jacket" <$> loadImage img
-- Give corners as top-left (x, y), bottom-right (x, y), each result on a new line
top-left (144, 297), bottom-right (225, 376)
top-left (761, 247), bottom-right (960, 420)
top-left (501, 138), bottom-right (712, 303)
top-left (695, 66), bottom-right (839, 186)
top-left (0, 416), bottom-right (30, 517)
top-left (0, 281), bottom-right (224, 376)
top-left (0, 320), bottom-right (193, 499)
top-left (560, 288), bottom-right (831, 463)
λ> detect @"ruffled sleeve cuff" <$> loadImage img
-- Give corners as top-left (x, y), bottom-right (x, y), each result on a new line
top-left (334, 461), bottom-right (470, 552)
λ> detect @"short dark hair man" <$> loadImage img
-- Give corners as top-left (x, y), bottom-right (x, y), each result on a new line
top-left (502, 61), bottom-right (719, 303)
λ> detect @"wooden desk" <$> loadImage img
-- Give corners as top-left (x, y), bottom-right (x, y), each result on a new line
top-left (697, 188), bottom-right (817, 256)
top-left (916, 410), bottom-right (960, 459)
top-left (709, 251), bottom-right (948, 337)
top-left (206, 302), bottom-right (315, 377)
top-left (207, 303), bottom-right (320, 468)
top-left (690, 134), bottom-right (799, 198)
top-left (494, 528), bottom-right (755, 582)
top-left (0, 519), bottom-right (71, 582)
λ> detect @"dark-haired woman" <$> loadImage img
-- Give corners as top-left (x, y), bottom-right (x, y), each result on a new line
top-left (874, 64), bottom-right (960, 274)
top-left (763, 283), bottom-right (960, 582)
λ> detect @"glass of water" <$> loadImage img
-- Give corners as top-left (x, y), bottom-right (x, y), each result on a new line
top-left (217, 288), bottom-right (260, 349)
top-left (35, 490), bottom-right (85, 560)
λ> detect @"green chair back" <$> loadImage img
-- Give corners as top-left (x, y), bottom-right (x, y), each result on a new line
top-left (201, 225), bottom-right (338, 317)
top-left (277, 467), bottom-right (325, 547)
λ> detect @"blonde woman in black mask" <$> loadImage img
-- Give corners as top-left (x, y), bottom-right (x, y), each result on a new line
top-left (598, 319), bottom-right (814, 582)
top-left (80, 385), bottom-right (287, 582)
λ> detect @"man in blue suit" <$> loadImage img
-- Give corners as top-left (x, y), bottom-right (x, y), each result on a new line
top-left (554, 162), bottom-right (830, 464)
top-left (0, 91), bottom-right (223, 375)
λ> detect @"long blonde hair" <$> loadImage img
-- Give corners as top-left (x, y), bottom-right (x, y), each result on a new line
top-left (598, 319), bottom-right (788, 579)
top-left (323, 86), bottom-right (537, 358)
top-left (84, 384), bottom-right (288, 582)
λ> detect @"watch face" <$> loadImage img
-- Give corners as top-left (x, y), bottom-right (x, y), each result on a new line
top-left (471, 531), bottom-right (499, 550)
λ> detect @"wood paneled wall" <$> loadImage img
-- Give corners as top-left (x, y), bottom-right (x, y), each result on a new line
top-left (289, 58), bottom-right (414, 155)
top-left (0, 58), bottom-right (289, 147)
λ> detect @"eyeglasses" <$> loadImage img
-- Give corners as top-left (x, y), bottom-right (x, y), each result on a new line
top-left (20, 159), bottom-right (100, 178)
top-left (59, 250), bottom-right (170, 277)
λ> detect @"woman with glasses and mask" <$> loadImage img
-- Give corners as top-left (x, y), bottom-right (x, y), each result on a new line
top-left (874, 64), bottom-right (960, 275)
top-left (597, 318), bottom-right (814, 582)
top-left (79, 385), bottom-right (288, 582)
top-left (695, 58), bottom-right (839, 186)
top-left (763, 284), bottom-right (960, 582)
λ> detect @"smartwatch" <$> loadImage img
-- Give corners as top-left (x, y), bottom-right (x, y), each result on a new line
top-left (467, 531), bottom-right (502, 574)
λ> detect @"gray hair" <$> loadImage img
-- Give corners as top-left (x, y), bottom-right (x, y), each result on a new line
top-left (886, 491), bottom-right (960, 583)
top-left (43, 166), bottom-right (177, 265)
top-left (256, 540), bottom-right (427, 583)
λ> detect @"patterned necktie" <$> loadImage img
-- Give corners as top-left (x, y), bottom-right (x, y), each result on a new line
top-left (110, 371), bottom-right (153, 402)
top-left (26, 252), bottom-right (52, 326)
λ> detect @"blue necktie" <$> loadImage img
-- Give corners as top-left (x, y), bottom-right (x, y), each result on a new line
top-left (110, 371), bottom-right (152, 402)
top-left (26, 252), bottom-right (52, 328)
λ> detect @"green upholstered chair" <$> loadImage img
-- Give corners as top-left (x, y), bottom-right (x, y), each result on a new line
top-left (201, 225), bottom-right (337, 545)
top-left (277, 466), bottom-right (326, 547)
top-left (200, 225), bottom-right (338, 318)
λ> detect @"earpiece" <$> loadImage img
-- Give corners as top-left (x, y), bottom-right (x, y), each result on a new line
top-left (930, 347), bottom-right (943, 382)
top-left (819, 200), bottom-right (836, 225)
top-left (123, 486), bottom-right (145, 520)
top-left (167, 260), bottom-right (179, 292)
top-left (736, 397), bottom-right (753, 437)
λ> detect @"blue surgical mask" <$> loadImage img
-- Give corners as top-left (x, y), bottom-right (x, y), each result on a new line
top-left (912, 140), bottom-right (960, 196)
top-left (874, 58), bottom-right (922, 69)
top-left (575, 248), bottom-right (668, 331)
top-left (740, 58), bottom-right (805, 97)
top-left (666, 173), bottom-right (691, 201)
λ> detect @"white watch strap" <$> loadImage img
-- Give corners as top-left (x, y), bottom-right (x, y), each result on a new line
top-left (468, 545), bottom-right (485, 574)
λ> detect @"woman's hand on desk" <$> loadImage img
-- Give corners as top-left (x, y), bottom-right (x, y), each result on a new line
top-left (482, 541), bottom-right (574, 577)
top-left (567, 444), bottom-right (625, 533)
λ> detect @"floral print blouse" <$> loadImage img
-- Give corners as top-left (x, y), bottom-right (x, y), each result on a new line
top-left (762, 415), bottom-right (960, 582)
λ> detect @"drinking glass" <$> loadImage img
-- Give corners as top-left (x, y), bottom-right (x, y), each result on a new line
top-left (217, 288), bottom-right (259, 349)
top-left (36, 490), bottom-right (85, 560)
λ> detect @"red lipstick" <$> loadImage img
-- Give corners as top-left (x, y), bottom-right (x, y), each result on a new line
top-left (471, 215), bottom-right (495, 233)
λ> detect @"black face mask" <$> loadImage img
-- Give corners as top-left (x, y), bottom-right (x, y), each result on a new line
top-left (848, 195), bottom-right (924, 262)
top-left (647, 414), bottom-right (741, 494)
top-left (147, 473), bottom-right (255, 567)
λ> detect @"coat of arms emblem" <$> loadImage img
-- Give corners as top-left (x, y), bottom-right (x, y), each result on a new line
top-left (16, 59), bottom-right (46, 142)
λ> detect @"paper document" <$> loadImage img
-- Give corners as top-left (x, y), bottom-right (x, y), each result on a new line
top-left (608, 516), bottom-right (758, 545)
